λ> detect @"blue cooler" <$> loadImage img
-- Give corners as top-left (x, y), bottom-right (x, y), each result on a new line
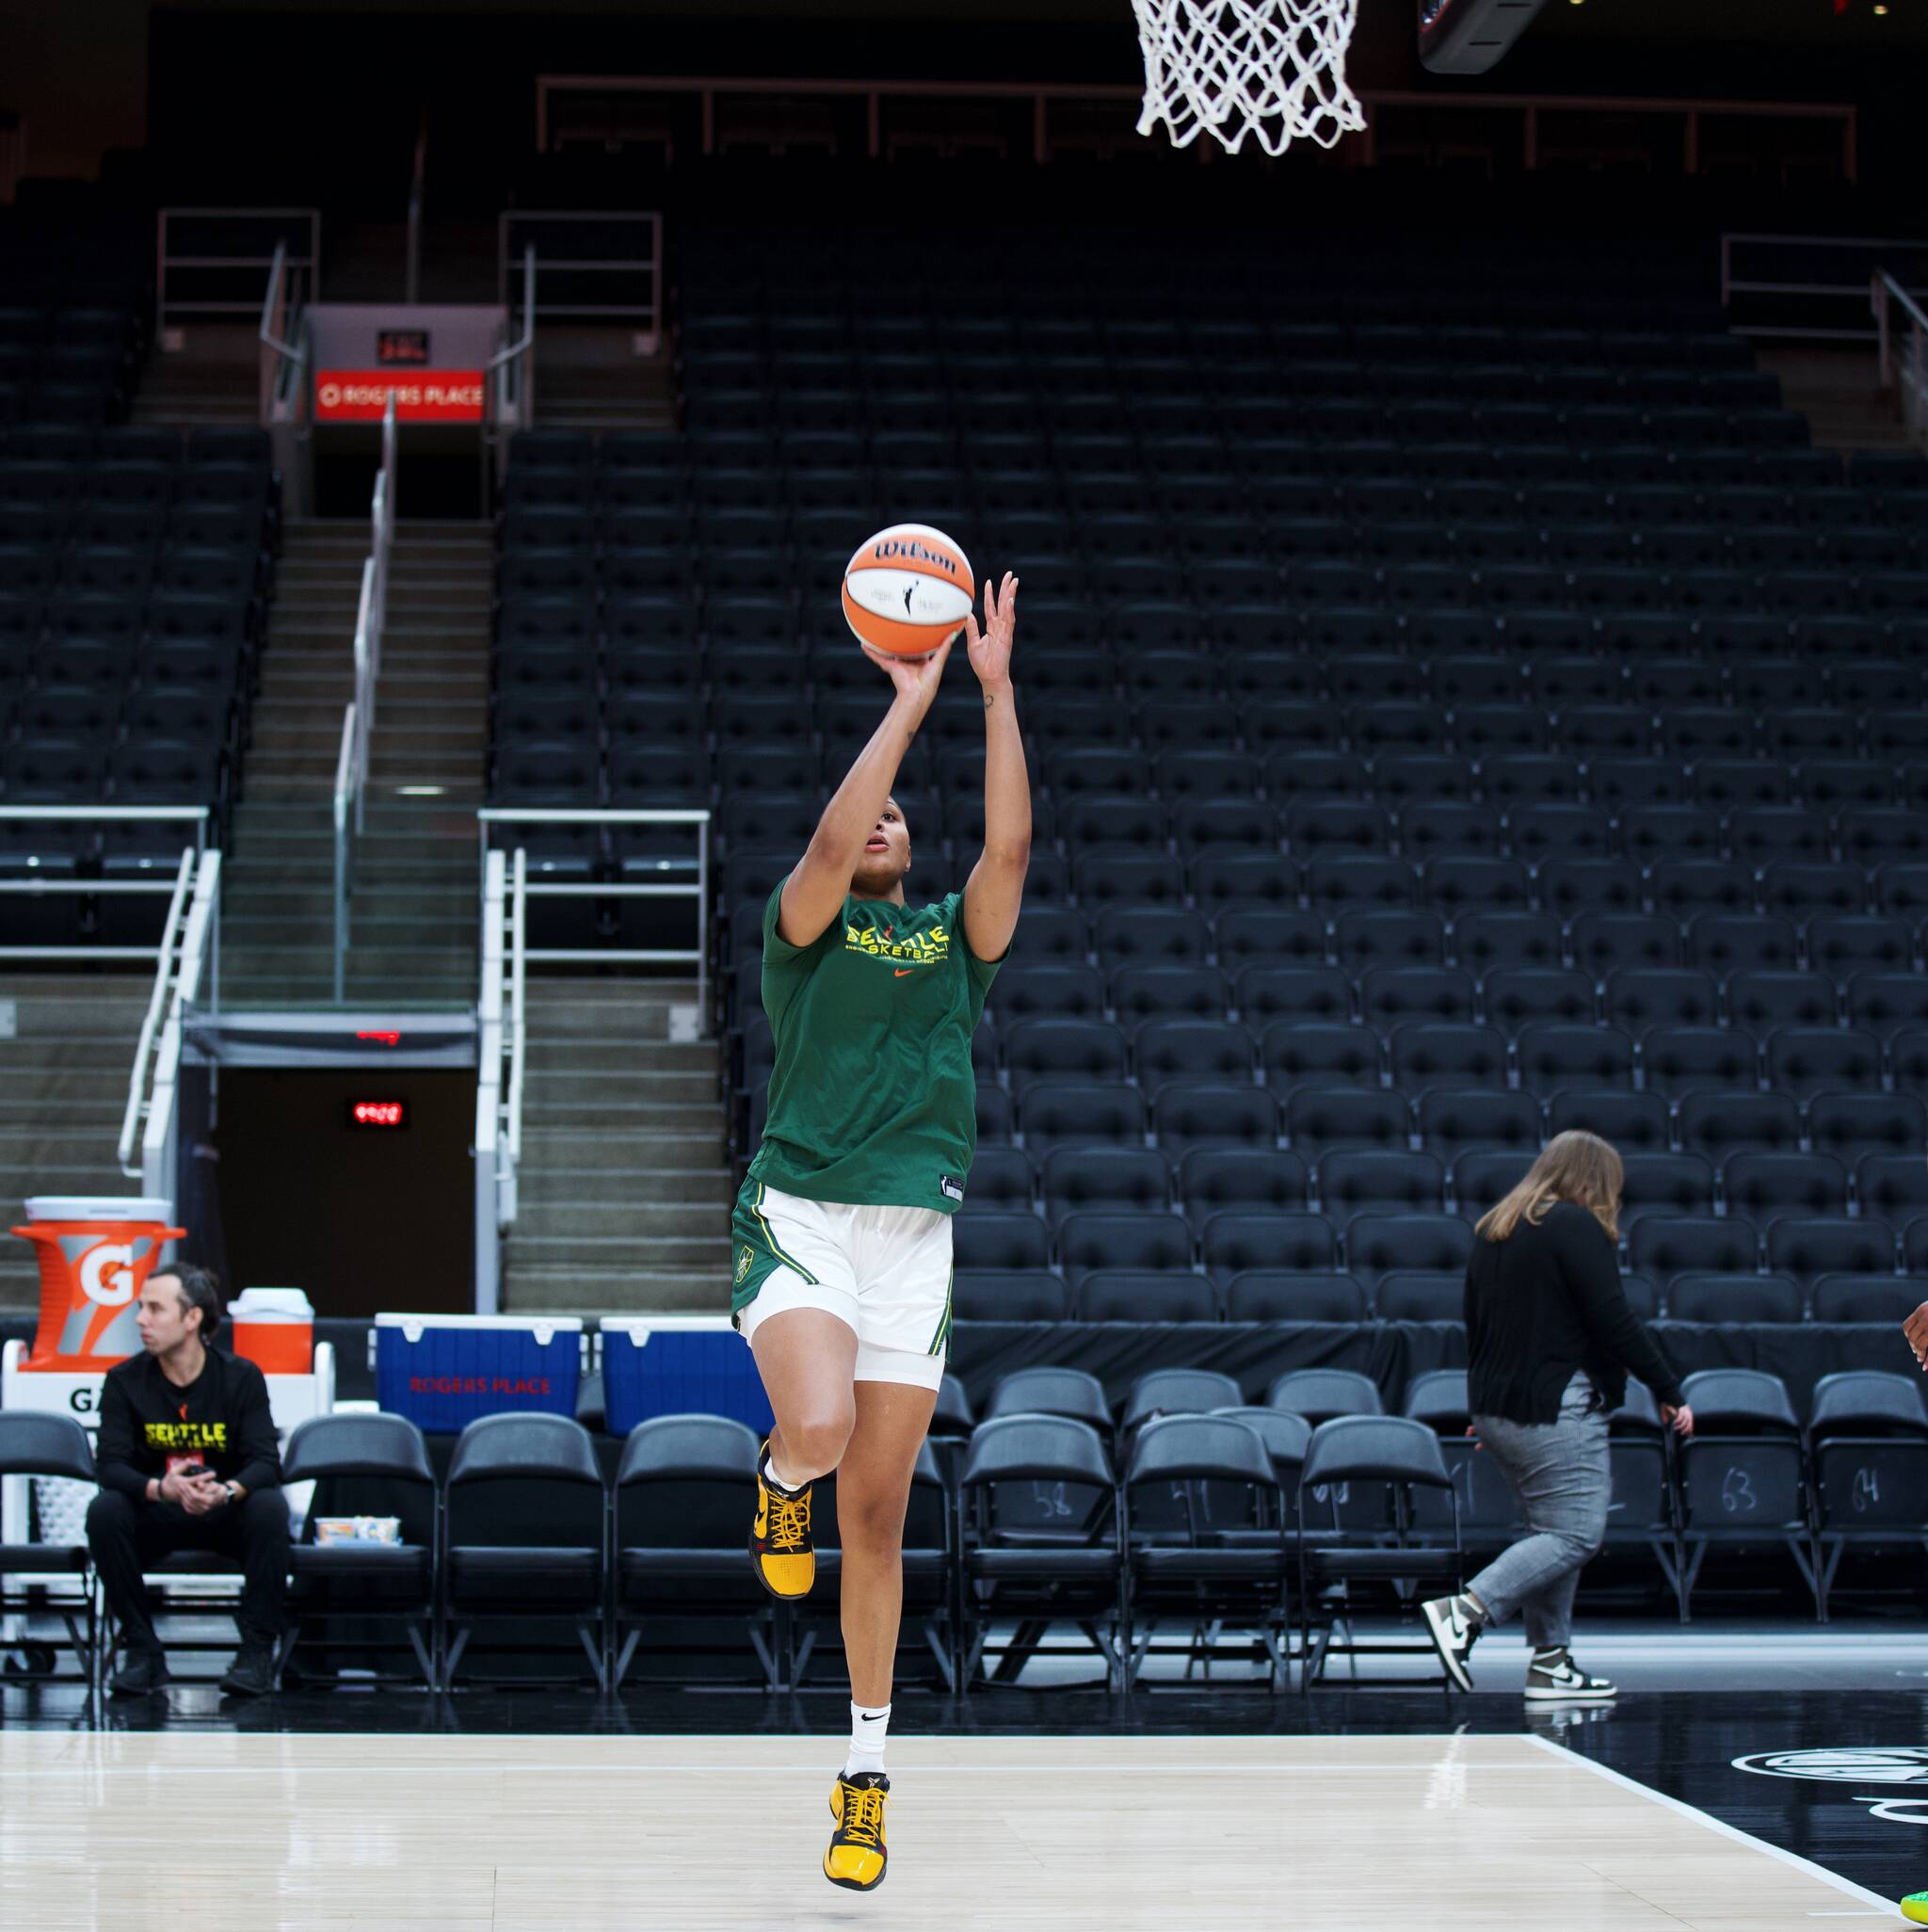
top-left (602, 1316), bottom-right (772, 1437)
top-left (374, 1313), bottom-right (586, 1432)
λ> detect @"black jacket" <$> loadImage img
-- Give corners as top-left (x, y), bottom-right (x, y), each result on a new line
top-left (1464, 1199), bottom-right (1683, 1425)
top-left (95, 1346), bottom-right (282, 1502)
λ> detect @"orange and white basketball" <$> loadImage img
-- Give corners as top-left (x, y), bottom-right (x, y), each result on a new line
top-left (842, 523), bottom-right (975, 659)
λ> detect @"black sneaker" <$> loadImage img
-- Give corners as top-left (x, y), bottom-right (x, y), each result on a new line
top-left (109, 1649), bottom-right (170, 1697)
top-left (1420, 1594), bottom-right (1482, 1692)
top-left (1524, 1651), bottom-right (1615, 1703)
top-left (219, 1645), bottom-right (277, 1698)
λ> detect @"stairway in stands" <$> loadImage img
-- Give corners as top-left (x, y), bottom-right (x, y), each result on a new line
top-left (131, 324), bottom-right (260, 430)
top-left (0, 977), bottom-right (155, 1311)
top-left (532, 326), bottom-right (678, 432)
top-left (220, 522), bottom-right (490, 1006)
top-left (482, 317), bottom-right (723, 1314)
top-left (503, 980), bottom-right (732, 1313)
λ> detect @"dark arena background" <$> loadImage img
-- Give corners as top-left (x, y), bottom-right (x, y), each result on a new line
top-left (3, 0), bottom-right (1928, 1924)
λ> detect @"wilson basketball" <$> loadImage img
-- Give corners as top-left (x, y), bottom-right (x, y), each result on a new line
top-left (842, 523), bottom-right (975, 659)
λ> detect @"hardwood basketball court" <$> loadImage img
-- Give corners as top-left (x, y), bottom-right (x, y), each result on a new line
top-left (0, 1729), bottom-right (1897, 1930)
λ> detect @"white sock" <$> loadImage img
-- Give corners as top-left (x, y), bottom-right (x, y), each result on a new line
top-left (844, 1700), bottom-right (891, 1779)
top-left (762, 1444), bottom-right (807, 1495)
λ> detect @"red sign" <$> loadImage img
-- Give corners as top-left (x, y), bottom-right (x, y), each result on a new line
top-left (314, 370), bottom-right (485, 422)
top-left (348, 1100), bottom-right (409, 1129)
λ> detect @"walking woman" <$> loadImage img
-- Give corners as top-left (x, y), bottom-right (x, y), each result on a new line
top-left (729, 574), bottom-right (1026, 1890)
top-left (1422, 1130), bottom-right (1693, 1702)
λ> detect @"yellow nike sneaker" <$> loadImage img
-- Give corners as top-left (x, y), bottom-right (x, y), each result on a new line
top-left (825, 1772), bottom-right (889, 1891)
top-left (749, 1441), bottom-right (814, 1601)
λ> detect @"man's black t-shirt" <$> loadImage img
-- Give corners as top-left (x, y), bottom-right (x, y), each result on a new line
top-left (94, 1347), bottom-right (281, 1501)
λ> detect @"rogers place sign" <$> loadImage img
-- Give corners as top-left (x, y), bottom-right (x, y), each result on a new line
top-left (314, 370), bottom-right (486, 422)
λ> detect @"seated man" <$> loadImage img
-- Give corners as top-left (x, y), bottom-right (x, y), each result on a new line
top-left (86, 1264), bottom-right (288, 1697)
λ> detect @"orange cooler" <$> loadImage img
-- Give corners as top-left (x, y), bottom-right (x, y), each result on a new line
top-left (229, 1288), bottom-right (315, 1375)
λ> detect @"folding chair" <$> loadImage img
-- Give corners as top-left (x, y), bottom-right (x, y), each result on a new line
top-left (1295, 1416), bottom-right (1464, 1691)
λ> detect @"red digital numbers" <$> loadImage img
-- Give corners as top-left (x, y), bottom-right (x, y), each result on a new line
top-left (348, 1101), bottom-right (408, 1129)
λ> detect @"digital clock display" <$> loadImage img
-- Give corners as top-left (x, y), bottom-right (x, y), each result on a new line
top-left (347, 1100), bottom-right (408, 1129)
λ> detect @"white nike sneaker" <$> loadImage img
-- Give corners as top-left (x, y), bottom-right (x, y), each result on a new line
top-left (1524, 1652), bottom-right (1616, 1702)
top-left (1420, 1593), bottom-right (1482, 1692)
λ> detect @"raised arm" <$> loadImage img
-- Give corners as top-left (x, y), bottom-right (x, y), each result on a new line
top-left (961, 573), bottom-right (1029, 962)
top-left (777, 640), bottom-right (951, 947)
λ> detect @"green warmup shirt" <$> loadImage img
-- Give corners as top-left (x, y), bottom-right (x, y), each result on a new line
top-left (745, 878), bottom-right (1002, 1232)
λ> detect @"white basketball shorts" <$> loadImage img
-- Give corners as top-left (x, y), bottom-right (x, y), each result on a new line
top-left (732, 1182), bottom-right (953, 1392)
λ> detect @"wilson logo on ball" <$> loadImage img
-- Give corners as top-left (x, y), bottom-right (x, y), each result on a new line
top-left (843, 522), bottom-right (974, 659)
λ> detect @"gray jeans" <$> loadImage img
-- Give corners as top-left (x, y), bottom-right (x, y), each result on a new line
top-left (1465, 1370), bottom-right (1611, 1650)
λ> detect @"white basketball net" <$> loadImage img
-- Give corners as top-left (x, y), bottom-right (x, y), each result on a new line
top-left (1133, 0), bottom-right (1365, 156)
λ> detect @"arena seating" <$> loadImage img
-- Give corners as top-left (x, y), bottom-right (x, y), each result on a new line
top-left (0, 206), bottom-right (270, 950)
top-left (485, 227), bottom-right (1928, 1327)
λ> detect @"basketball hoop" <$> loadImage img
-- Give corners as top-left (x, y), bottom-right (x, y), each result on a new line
top-left (1132, 0), bottom-right (1365, 156)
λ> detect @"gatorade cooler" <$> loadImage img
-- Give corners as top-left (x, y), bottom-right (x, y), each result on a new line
top-left (230, 1287), bottom-right (315, 1375)
top-left (602, 1316), bottom-right (773, 1437)
top-left (375, 1313), bottom-right (585, 1432)
top-left (11, 1197), bottom-right (186, 1370)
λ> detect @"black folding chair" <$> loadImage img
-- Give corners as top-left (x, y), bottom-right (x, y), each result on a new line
top-left (441, 1413), bottom-right (608, 1690)
top-left (1675, 1368), bottom-right (1819, 1621)
top-left (1123, 1414), bottom-right (1289, 1688)
top-left (1604, 1382), bottom-right (1688, 1621)
top-left (0, 1412), bottom-right (99, 1689)
top-left (1808, 1371), bottom-right (1928, 1621)
top-left (610, 1415), bottom-right (780, 1689)
top-left (280, 1413), bottom-right (438, 1688)
top-left (809, 1441), bottom-right (958, 1692)
top-left (1295, 1416), bottom-right (1464, 1692)
top-left (959, 1414), bottom-right (1124, 1689)
top-left (1403, 1370), bottom-right (1522, 1563)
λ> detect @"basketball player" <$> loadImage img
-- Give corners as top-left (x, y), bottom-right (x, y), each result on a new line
top-left (729, 572), bottom-right (1025, 1892)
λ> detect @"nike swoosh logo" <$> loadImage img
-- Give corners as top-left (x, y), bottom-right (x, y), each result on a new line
top-left (894, 968), bottom-right (915, 976)
top-left (754, 1498), bottom-right (769, 1538)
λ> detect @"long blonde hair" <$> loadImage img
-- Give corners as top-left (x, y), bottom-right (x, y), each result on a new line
top-left (1475, 1130), bottom-right (1623, 1246)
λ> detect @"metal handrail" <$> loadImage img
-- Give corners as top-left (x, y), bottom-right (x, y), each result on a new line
top-left (488, 245), bottom-right (538, 375)
top-left (486, 245), bottom-right (538, 454)
top-left (116, 851), bottom-right (199, 1174)
top-left (331, 701), bottom-right (358, 1004)
top-left (331, 395), bottom-right (397, 994)
top-left (159, 206), bottom-right (320, 332)
top-left (536, 74), bottom-right (1856, 175)
top-left (133, 849), bottom-right (223, 1196)
top-left (1873, 270), bottom-right (1928, 451)
top-left (507, 847), bottom-right (527, 1167)
top-left (496, 214), bottom-right (658, 340)
top-left (405, 115), bottom-right (427, 305)
top-left (474, 850), bottom-right (508, 1314)
top-left (0, 806), bottom-right (210, 961)
top-left (258, 239), bottom-right (305, 368)
top-left (1719, 232), bottom-right (1928, 342)
top-left (473, 808), bottom-right (712, 1018)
